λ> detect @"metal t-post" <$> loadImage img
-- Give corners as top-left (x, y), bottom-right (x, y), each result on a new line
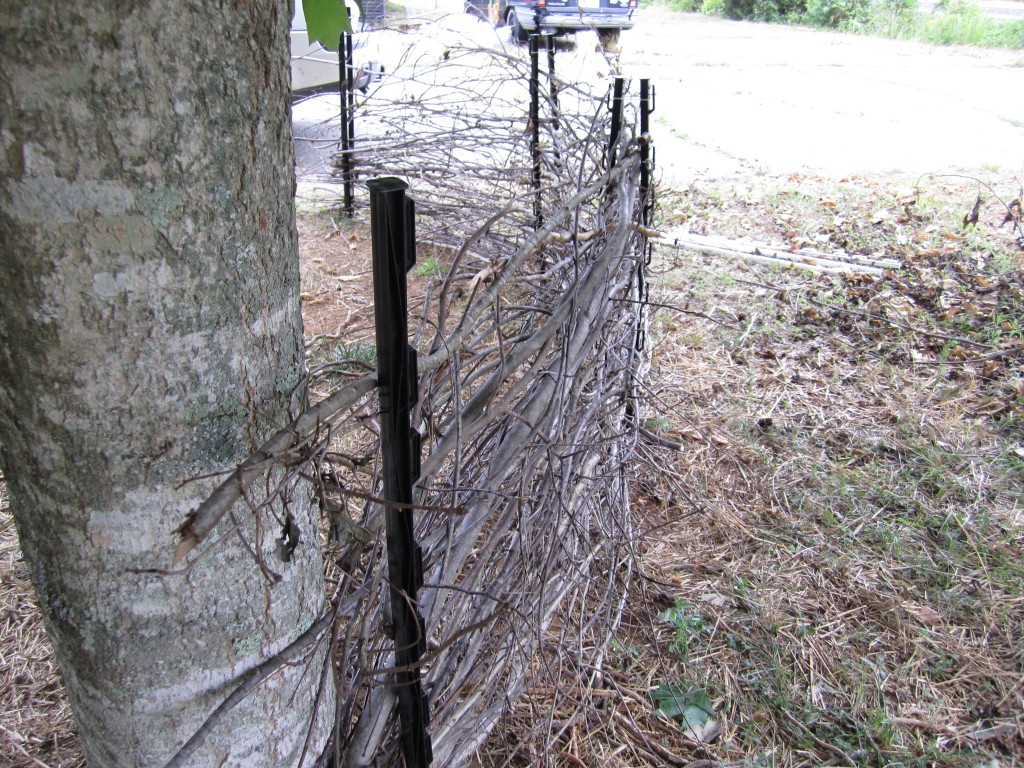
top-left (529, 33), bottom-right (542, 228)
top-left (368, 177), bottom-right (433, 768)
top-left (635, 80), bottom-right (655, 354)
top-left (639, 78), bottom-right (654, 230)
top-left (547, 34), bottom-right (559, 131)
top-left (339, 27), bottom-right (355, 216)
top-left (608, 76), bottom-right (625, 167)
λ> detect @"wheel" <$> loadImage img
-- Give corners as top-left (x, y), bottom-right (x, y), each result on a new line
top-left (597, 28), bottom-right (620, 46)
top-left (508, 9), bottom-right (528, 43)
top-left (464, 0), bottom-right (487, 20)
top-left (467, 0), bottom-right (507, 25)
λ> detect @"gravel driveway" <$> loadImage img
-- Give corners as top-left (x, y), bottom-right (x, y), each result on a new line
top-left (294, 4), bottom-right (1024, 185)
top-left (618, 8), bottom-right (1024, 181)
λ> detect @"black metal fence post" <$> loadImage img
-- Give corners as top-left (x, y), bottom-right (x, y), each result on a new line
top-left (608, 76), bottom-right (625, 167)
top-left (546, 34), bottom-right (559, 131)
top-left (529, 33), bottom-right (542, 228)
top-left (368, 177), bottom-right (433, 768)
top-left (639, 78), bottom-right (654, 230)
top-left (339, 24), bottom-right (356, 216)
top-left (634, 80), bottom-right (655, 355)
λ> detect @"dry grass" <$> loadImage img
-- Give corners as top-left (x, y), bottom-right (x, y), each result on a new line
top-left (476, 170), bottom-right (1024, 768)
top-left (2, 171), bottom-right (1022, 767)
top-left (0, 478), bottom-right (83, 768)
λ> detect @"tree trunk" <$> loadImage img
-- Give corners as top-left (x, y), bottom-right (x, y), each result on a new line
top-left (0, 1), bottom-right (334, 765)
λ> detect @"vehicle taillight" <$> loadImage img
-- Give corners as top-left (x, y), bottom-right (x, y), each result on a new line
top-left (535, 0), bottom-right (546, 7)
top-left (628, 0), bottom-right (637, 6)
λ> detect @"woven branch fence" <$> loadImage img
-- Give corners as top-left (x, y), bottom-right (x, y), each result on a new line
top-left (307, 41), bottom-right (657, 765)
top-left (175, 34), bottom-right (657, 768)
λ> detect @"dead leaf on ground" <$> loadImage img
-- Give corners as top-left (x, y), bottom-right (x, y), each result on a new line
top-left (905, 604), bottom-right (943, 625)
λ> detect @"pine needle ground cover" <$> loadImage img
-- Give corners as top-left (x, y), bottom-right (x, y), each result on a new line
top-left (477, 170), bottom-right (1024, 768)
top-left (2, 172), bottom-right (1021, 766)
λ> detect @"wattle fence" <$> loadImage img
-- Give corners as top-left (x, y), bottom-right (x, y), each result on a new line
top-left (169, 30), bottom-right (660, 768)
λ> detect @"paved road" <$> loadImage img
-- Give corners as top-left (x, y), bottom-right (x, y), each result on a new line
top-left (293, 93), bottom-right (342, 182)
top-left (617, 8), bottom-right (1024, 181)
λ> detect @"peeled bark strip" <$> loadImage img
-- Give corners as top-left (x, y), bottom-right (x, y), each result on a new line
top-left (0, 2), bottom-right (333, 765)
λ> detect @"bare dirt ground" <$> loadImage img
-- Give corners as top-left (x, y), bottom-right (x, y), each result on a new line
top-left (2, 9), bottom-right (1023, 768)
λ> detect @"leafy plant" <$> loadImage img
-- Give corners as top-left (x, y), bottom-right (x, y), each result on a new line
top-left (666, 0), bottom-right (1024, 45)
top-left (881, 0), bottom-right (1024, 47)
top-left (701, 0), bottom-right (804, 22)
top-left (644, 415), bottom-right (673, 431)
top-left (801, 0), bottom-right (872, 28)
top-left (870, 0), bottom-right (918, 35)
top-left (659, 599), bottom-right (704, 660)
top-left (652, 682), bottom-right (716, 735)
top-left (610, 638), bottom-right (642, 668)
top-left (302, 0), bottom-right (353, 50)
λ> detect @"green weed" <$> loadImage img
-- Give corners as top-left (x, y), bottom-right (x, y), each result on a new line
top-left (659, 0), bottom-right (1024, 48)
top-left (414, 255), bottom-right (447, 278)
top-left (311, 340), bottom-right (376, 377)
top-left (659, 599), bottom-right (705, 660)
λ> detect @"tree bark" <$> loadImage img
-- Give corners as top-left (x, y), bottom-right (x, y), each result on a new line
top-left (0, 1), bottom-right (333, 765)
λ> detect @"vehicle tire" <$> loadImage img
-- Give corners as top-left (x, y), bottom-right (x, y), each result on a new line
top-left (467, 0), bottom-right (507, 25)
top-left (508, 10), bottom-right (528, 43)
top-left (464, 0), bottom-right (486, 20)
top-left (597, 28), bottom-right (620, 46)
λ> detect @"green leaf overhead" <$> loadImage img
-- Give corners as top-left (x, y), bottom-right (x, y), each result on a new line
top-left (302, 0), bottom-right (351, 51)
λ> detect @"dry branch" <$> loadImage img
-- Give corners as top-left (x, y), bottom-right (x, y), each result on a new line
top-left (674, 232), bottom-right (900, 275)
top-left (171, 374), bottom-right (377, 565)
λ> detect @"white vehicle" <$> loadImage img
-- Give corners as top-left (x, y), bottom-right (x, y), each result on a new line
top-left (465, 0), bottom-right (637, 45)
top-left (291, 4), bottom-right (383, 93)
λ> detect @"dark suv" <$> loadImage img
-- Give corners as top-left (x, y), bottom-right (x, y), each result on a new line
top-left (466, 0), bottom-right (637, 45)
